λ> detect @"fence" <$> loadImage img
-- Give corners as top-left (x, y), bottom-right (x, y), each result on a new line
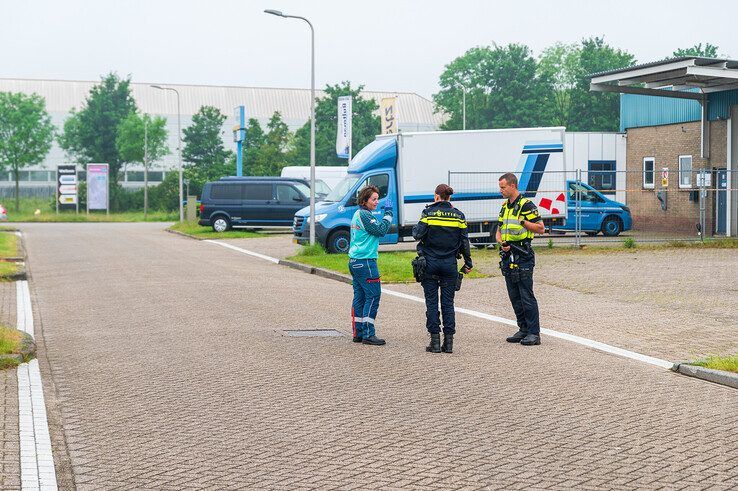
top-left (449, 169), bottom-right (737, 245)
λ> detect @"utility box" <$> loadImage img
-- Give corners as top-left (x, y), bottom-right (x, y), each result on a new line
top-left (186, 196), bottom-right (198, 222)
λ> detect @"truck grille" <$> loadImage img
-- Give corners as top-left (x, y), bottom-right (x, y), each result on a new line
top-left (293, 216), bottom-right (305, 234)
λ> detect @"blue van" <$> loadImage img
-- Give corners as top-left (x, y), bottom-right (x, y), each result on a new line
top-left (557, 181), bottom-right (632, 236)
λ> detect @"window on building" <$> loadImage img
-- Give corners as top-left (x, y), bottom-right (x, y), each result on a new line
top-left (126, 171), bottom-right (145, 182)
top-left (643, 157), bottom-right (655, 189)
top-left (679, 155), bottom-right (693, 188)
top-left (587, 160), bottom-right (616, 194)
top-left (148, 171), bottom-right (164, 182)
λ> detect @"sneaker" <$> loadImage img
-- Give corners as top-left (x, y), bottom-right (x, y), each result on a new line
top-left (362, 335), bottom-right (386, 346)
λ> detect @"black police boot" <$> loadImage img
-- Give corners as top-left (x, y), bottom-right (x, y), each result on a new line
top-left (426, 333), bottom-right (441, 353)
top-left (441, 334), bottom-right (454, 354)
top-left (362, 335), bottom-right (386, 346)
top-left (506, 330), bottom-right (527, 343)
top-left (352, 335), bottom-right (363, 343)
top-left (520, 333), bottom-right (541, 346)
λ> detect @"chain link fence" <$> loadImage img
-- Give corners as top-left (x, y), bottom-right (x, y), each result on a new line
top-left (449, 169), bottom-right (736, 245)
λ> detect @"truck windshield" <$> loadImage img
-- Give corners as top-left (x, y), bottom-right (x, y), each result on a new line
top-left (324, 175), bottom-right (360, 202)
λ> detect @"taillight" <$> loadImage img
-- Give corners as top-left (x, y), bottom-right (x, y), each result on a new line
top-left (199, 203), bottom-right (204, 214)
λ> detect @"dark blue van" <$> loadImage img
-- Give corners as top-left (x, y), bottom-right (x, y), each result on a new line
top-left (199, 177), bottom-right (319, 232)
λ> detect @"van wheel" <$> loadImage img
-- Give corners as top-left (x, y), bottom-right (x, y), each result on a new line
top-left (212, 216), bottom-right (231, 233)
top-left (601, 216), bottom-right (622, 237)
top-left (327, 230), bottom-right (351, 254)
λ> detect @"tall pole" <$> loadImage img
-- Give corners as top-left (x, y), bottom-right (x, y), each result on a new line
top-left (462, 88), bottom-right (466, 130)
top-left (264, 9), bottom-right (316, 245)
top-left (151, 85), bottom-right (184, 222)
top-left (144, 116), bottom-right (149, 220)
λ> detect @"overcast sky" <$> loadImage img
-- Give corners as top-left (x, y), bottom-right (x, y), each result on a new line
top-left (2, 0), bottom-right (736, 99)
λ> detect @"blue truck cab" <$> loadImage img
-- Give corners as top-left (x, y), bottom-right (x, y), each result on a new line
top-left (557, 180), bottom-right (632, 236)
top-left (293, 138), bottom-right (399, 253)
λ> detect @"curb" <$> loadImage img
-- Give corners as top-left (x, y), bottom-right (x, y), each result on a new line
top-left (671, 363), bottom-right (738, 389)
top-left (165, 228), bottom-right (205, 240)
top-left (278, 259), bottom-right (353, 284)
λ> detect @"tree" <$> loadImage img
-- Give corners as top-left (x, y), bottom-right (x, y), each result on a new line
top-left (433, 44), bottom-right (556, 130)
top-left (58, 72), bottom-right (137, 183)
top-left (0, 92), bottom-right (55, 211)
top-left (568, 37), bottom-right (635, 131)
top-left (673, 43), bottom-right (722, 58)
top-left (290, 82), bottom-right (379, 166)
top-left (538, 43), bottom-right (581, 127)
top-left (249, 112), bottom-right (292, 176)
top-left (181, 106), bottom-right (233, 197)
top-left (243, 118), bottom-right (266, 174)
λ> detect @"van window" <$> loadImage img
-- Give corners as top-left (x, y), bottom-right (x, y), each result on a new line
top-left (348, 173), bottom-right (390, 206)
top-left (277, 184), bottom-right (303, 202)
top-left (568, 182), bottom-right (603, 203)
top-left (211, 184), bottom-right (242, 200)
top-left (244, 183), bottom-right (272, 200)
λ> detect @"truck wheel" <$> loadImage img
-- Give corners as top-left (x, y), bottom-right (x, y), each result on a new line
top-left (601, 216), bottom-right (622, 237)
top-left (212, 215), bottom-right (231, 233)
top-left (327, 229), bottom-right (351, 254)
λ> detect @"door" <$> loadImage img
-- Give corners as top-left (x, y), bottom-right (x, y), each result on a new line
top-left (275, 183), bottom-right (308, 225)
top-left (716, 169), bottom-right (727, 235)
top-left (567, 182), bottom-right (605, 231)
top-left (241, 182), bottom-right (274, 224)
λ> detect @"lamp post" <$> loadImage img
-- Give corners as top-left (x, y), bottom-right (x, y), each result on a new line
top-left (264, 9), bottom-right (316, 246)
top-left (151, 84), bottom-right (183, 222)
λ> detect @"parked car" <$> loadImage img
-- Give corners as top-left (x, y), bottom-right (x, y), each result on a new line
top-left (198, 177), bottom-right (317, 232)
top-left (553, 181), bottom-right (632, 237)
top-left (0, 204), bottom-right (6, 220)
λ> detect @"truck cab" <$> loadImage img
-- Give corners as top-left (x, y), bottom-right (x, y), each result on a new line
top-left (555, 180), bottom-right (632, 236)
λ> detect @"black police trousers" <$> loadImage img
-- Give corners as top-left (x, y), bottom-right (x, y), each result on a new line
top-left (421, 256), bottom-right (458, 335)
top-left (503, 253), bottom-right (540, 335)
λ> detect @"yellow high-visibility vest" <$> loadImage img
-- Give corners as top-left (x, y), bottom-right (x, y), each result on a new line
top-left (499, 197), bottom-right (536, 242)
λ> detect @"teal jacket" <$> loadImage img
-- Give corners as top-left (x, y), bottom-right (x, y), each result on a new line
top-left (348, 207), bottom-right (392, 259)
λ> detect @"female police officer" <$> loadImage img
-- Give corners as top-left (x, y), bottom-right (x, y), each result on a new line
top-left (412, 184), bottom-right (473, 354)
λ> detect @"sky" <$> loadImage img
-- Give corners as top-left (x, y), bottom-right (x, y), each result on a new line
top-left (2, 0), bottom-right (737, 100)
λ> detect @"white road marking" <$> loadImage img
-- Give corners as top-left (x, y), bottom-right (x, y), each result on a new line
top-left (207, 241), bottom-right (674, 370)
top-left (16, 280), bottom-right (58, 490)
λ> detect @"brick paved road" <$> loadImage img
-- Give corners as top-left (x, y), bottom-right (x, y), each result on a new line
top-left (19, 223), bottom-right (738, 489)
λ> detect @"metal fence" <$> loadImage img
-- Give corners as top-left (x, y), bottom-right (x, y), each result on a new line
top-left (449, 169), bottom-right (736, 245)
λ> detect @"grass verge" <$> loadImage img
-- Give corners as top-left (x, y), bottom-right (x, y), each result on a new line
top-left (168, 221), bottom-right (263, 239)
top-left (0, 262), bottom-right (20, 279)
top-left (2, 198), bottom-right (177, 222)
top-left (689, 354), bottom-right (738, 374)
top-left (0, 326), bottom-right (23, 369)
top-left (0, 232), bottom-right (18, 257)
top-left (288, 245), bottom-right (488, 283)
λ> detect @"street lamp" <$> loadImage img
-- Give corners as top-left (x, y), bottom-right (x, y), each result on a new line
top-left (265, 8), bottom-right (316, 246)
top-left (151, 84), bottom-right (184, 222)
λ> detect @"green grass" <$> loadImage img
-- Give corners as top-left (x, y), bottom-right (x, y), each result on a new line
top-left (289, 246), bottom-right (488, 283)
top-left (0, 326), bottom-right (22, 355)
top-left (168, 221), bottom-right (263, 239)
top-left (0, 262), bottom-right (20, 279)
top-left (689, 354), bottom-right (738, 374)
top-left (0, 232), bottom-right (18, 257)
top-left (2, 198), bottom-right (177, 222)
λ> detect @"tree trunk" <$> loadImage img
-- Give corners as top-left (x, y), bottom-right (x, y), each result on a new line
top-left (13, 167), bottom-right (19, 212)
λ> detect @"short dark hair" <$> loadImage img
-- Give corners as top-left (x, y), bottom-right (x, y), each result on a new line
top-left (357, 185), bottom-right (380, 206)
top-left (434, 183), bottom-right (454, 200)
top-left (499, 173), bottom-right (518, 188)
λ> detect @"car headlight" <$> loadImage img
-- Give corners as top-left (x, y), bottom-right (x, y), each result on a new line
top-left (307, 214), bottom-right (328, 223)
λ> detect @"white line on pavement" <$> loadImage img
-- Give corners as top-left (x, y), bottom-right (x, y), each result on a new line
top-left (16, 280), bottom-right (58, 490)
top-left (208, 241), bottom-right (674, 370)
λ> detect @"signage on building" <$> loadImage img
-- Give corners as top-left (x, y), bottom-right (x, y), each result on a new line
top-left (57, 165), bottom-right (77, 211)
top-left (661, 167), bottom-right (669, 188)
top-left (336, 96), bottom-right (352, 159)
top-left (696, 170), bottom-right (712, 187)
top-left (87, 164), bottom-right (109, 211)
top-left (380, 97), bottom-right (397, 135)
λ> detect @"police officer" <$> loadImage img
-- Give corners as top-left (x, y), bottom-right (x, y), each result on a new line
top-left (412, 184), bottom-right (473, 354)
top-left (496, 173), bottom-right (545, 346)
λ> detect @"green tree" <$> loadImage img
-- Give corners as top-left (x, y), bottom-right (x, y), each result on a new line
top-left (242, 118), bottom-right (266, 174)
top-left (568, 37), bottom-right (635, 131)
top-left (673, 43), bottom-right (722, 58)
top-left (538, 42), bottom-right (581, 127)
top-left (290, 82), bottom-right (379, 166)
top-left (433, 44), bottom-right (555, 130)
top-left (182, 106), bottom-right (234, 197)
top-left (58, 72), bottom-right (137, 183)
top-left (0, 92), bottom-right (55, 211)
top-left (249, 112), bottom-right (292, 176)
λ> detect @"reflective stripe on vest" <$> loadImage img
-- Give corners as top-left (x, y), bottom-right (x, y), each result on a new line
top-left (499, 197), bottom-right (535, 242)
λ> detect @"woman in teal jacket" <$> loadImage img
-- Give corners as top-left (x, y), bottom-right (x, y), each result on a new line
top-left (349, 185), bottom-right (392, 346)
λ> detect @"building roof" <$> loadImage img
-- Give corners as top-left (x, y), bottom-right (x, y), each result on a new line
top-left (0, 77), bottom-right (446, 128)
top-left (590, 57), bottom-right (738, 100)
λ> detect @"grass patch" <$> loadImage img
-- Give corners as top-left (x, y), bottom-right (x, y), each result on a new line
top-left (289, 247), bottom-right (487, 283)
top-left (2, 198), bottom-right (177, 222)
top-left (623, 237), bottom-right (636, 249)
top-left (0, 262), bottom-right (20, 278)
top-left (0, 232), bottom-right (18, 257)
top-left (0, 326), bottom-right (22, 355)
top-left (168, 221), bottom-right (263, 239)
top-left (689, 354), bottom-right (738, 374)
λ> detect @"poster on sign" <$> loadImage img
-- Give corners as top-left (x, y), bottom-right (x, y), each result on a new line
top-left (57, 164), bottom-right (78, 212)
top-left (87, 164), bottom-right (109, 211)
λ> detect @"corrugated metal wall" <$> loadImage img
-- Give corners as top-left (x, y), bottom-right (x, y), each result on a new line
top-left (707, 89), bottom-right (738, 120)
top-left (620, 89), bottom-right (738, 131)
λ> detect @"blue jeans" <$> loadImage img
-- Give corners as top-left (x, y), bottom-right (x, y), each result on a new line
top-left (349, 258), bottom-right (381, 338)
top-left (421, 256), bottom-right (458, 335)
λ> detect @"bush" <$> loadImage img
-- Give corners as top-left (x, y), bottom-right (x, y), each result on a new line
top-left (623, 237), bottom-right (636, 249)
top-left (297, 243), bottom-right (326, 256)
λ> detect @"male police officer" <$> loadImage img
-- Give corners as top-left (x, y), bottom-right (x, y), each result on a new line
top-left (412, 184), bottom-right (473, 354)
top-left (496, 173), bottom-right (545, 346)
